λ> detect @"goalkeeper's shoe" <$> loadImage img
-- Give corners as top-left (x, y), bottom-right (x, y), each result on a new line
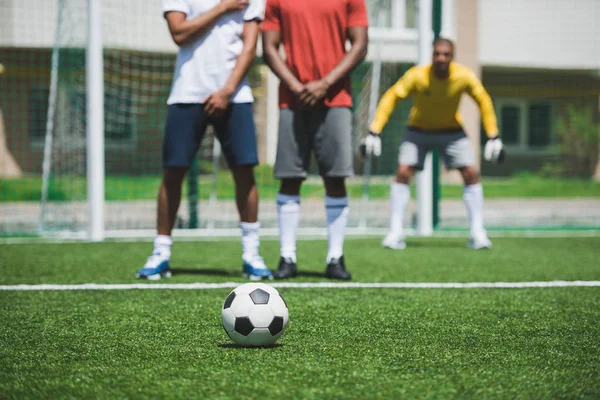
top-left (242, 256), bottom-right (273, 281)
top-left (381, 233), bottom-right (407, 250)
top-left (136, 253), bottom-right (172, 280)
top-left (468, 233), bottom-right (492, 250)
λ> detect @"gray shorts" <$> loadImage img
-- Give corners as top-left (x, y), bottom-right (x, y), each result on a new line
top-left (274, 107), bottom-right (354, 178)
top-left (399, 128), bottom-right (475, 170)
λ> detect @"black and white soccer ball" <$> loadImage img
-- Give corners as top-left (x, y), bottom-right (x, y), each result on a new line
top-left (221, 283), bottom-right (289, 347)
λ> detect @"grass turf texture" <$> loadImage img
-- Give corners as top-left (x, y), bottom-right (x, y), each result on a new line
top-left (1, 237), bottom-right (599, 399)
top-left (2, 171), bottom-right (600, 201)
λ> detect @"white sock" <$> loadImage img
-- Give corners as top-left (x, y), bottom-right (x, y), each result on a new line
top-left (277, 193), bottom-right (300, 262)
top-left (325, 195), bottom-right (349, 263)
top-left (240, 221), bottom-right (260, 262)
top-left (463, 183), bottom-right (486, 237)
top-left (153, 235), bottom-right (172, 259)
top-left (390, 182), bottom-right (410, 238)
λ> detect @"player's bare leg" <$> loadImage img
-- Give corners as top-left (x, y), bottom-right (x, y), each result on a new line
top-left (459, 166), bottom-right (492, 249)
top-left (382, 164), bottom-right (414, 250)
top-left (323, 177), bottom-right (351, 280)
top-left (274, 178), bottom-right (303, 279)
top-left (157, 167), bottom-right (188, 236)
top-left (138, 167), bottom-right (187, 280)
top-left (232, 165), bottom-right (272, 280)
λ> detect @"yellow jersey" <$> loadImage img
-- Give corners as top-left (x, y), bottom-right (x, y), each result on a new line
top-left (369, 62), bottom-right (498, 136)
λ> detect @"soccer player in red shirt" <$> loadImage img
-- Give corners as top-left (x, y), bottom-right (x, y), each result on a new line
top-left (262, 0), bottom-right (369, 280)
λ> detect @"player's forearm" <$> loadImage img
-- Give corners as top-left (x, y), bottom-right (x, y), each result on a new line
top-left (369, 89), bottom-right (400, 134)
top-left (168, 4), bottom-right (227, 46)
top-left (263, 43), bottom-right (303, 94)
top-left (222, 22), bottom-right (259, 96)
top-left (322, 28), bottom-right (368, 88)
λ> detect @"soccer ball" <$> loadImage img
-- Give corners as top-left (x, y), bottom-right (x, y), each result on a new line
top-left (221, 282), bottom-right (289, 347)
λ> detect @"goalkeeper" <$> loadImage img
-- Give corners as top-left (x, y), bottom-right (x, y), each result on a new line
top-left (362, 37), bottom-right (504, 250)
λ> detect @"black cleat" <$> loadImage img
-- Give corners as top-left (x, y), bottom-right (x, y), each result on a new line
top-left (273, 257), bottom-right (297, 280)
top-left (325, 256), bottom-right (351, 280)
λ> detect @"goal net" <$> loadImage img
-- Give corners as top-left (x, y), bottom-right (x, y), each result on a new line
top-left (1, 0), bottom-right (598, 239)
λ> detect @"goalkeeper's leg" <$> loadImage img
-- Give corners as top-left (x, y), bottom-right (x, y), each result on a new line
top-left (459, 166), bottom-right (491, 249)
top-left (444, 133), bottom-right (491, 249)
top-left (382, 165), bottom-right (414, 250)
top-left (383, 130), bottom-right (426, 250)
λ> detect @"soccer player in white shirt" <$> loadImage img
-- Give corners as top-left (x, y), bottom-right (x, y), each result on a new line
top-left (137, 0), bottom-right (273, 280)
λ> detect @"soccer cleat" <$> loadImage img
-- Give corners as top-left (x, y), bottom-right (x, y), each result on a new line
top-left (242, 256), bottom-right (274, 281)
top-left (381, 233), bottom-right (407, 250)
top-left (325, 256), bottom-right (351, 280)
top-left (136, 253), bottom-right (172, 280)
top-left (273, 257), bottom-right (297, 280)
top-left (468, 234), bottom-right (492, 250)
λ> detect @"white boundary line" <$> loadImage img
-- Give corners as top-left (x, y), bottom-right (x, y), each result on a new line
top-left (1, 281), bottom-right (599, 291)
top-left (2, 229), bottom-right (600, 244)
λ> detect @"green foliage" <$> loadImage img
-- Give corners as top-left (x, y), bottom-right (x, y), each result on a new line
top-left (545, 105), bottom-right (599, 178)
top-left (2, 173), bottom-right (600, 202)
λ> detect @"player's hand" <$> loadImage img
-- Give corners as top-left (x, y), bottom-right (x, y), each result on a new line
top-left (298, 80), bottom-right (329, 107)
top-left (219, 0), bottom-right (249, 13)
top-left (204, 90), bottom-right (231, 117)
top-left (359, 131), bottom-right (382, 157)
top-left (484, 136), bottom-right (505, 164)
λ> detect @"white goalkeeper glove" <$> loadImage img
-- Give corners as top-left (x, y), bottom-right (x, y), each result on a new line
top-left (359, 131), bottom-right (382, 157)
top-left (484, 136), bottom-right (505, 164)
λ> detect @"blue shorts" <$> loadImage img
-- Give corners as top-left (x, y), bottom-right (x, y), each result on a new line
top-left (162, 103), bottom-right (259, 168)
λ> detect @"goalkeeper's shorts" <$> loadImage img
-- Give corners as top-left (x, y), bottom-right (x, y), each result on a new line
top-left (162, 103), bottom-right (259, 168)
top-left (398, 127), bottom-right (475, 170)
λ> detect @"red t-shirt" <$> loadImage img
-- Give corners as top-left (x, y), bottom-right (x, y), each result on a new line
top-left (262, 0), bottom-right (369, 108)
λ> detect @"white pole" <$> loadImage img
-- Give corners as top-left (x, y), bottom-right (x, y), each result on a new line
top-left (416, 0), bottom-right (433, 236)
top-left (265, 70), bottom-right (279, 165)
top-left (40, 0), bottom-right (64, 233)
top-left (441, 0), bottom-right (456, 40)
top-left (358, 42), bottom-right (382, 230)
top-left (87, 0), bottom-right (105, 242)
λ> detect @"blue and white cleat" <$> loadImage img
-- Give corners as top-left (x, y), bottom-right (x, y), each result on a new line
top-left (242, 256), bottom-right (273, 281)
top-left (136, 253), bottom-right (172, 280)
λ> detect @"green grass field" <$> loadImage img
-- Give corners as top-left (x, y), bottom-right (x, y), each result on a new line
top-left (1, 237), bottom-right (599, 399)
top-left (2, 171), bottom-right (600, 201)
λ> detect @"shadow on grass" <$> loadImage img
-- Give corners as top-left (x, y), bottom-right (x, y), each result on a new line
top-left (171, 268), bottom-right (236, 277)
top-left (404, 239), bottom-right (468, 249)
top-left (219, 343), bottom-right (283, 349)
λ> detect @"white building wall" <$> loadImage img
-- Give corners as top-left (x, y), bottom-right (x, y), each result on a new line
top-left (0, 0), bottom-right (176, 53)
top-left (3, 0), bottom-right (599, 71)
top-left (479, 0), bottom-right (600, 70)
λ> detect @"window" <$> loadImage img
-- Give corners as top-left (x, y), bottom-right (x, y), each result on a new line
top-left (366, 0), bottom-right (417, 29)
top-left (28, 86), bottom-right (135, 145)
top-left (495, 100), bottom-right (554, 152)
top-left (528, 103), bottom-right (552, 147)
top-left (500, 105), bottom-right (520, 145)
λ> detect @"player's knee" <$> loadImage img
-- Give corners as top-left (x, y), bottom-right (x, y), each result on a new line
top-left (163, 167), bottom-right (187, 187)
top-left (279, 178), bottom-right (303, 196)
top-left (460, 167), bottom-right (480, 185)
top-left (232, 165), bottom-right (256, 186)
top-left (396, 166), bottom-right (413, 184)
top-left (323, 177), bottom-right (346, 197)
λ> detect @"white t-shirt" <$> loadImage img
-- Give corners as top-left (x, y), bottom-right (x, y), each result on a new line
top-left (162, 0), bottom-right (264, 104)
